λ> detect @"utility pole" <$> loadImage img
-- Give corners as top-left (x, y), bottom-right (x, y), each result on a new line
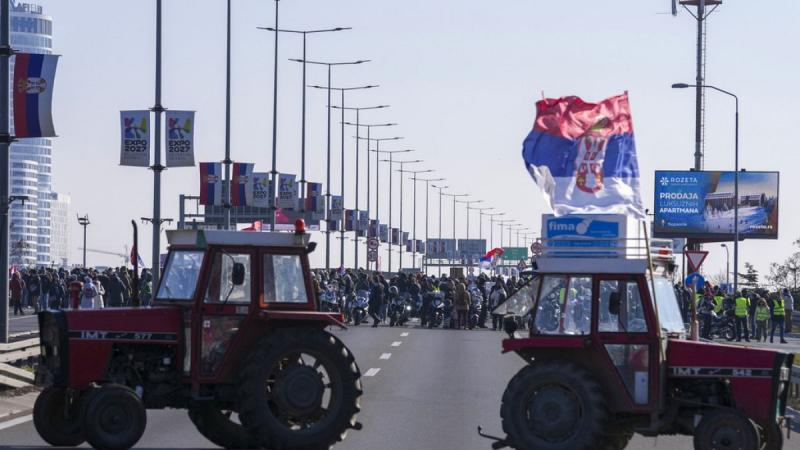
top-left (151, 0), bottom-right (165, 290)
top-left (78, 215), bottom-right (90, 267)
top-left (0, 0), bottom-right (11, 343)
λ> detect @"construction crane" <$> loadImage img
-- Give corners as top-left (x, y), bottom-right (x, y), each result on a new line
top-left (78, 246), bottom-right (129, 267)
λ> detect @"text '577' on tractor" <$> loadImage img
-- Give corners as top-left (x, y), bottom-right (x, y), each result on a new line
top-left (483, 235), bottom-right (793, 450)
top-left (34, 223), bottom-right (363, 450)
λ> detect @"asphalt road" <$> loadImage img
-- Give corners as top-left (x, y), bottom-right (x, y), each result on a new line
top-left (0, 321), bottom-right (715, 449)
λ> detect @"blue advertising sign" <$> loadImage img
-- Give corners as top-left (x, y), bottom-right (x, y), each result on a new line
top-left (654, 171), bottom-right (779, 240)
top-left (541, 214), bottom-right (627, 256)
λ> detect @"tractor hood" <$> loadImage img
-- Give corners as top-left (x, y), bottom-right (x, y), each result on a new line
top-left (62, 307), bottom-right (183, 342)
top-left (667, 338), bottom-right (794, 422)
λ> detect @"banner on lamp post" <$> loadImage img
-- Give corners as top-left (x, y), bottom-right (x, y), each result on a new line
top-left (357, 211), bottom-right (369, 237)
top-left (120, 110), bottom-right (150, 167)
top-left (165, 110), bottom-right (195, 167)
top-left (252, 172), bottom-right (271, 208)
top-left (305, 182), bottom-right (325, 220)
top-left (277, 173), bottom-right (298, 209)
top-left (379, 224), bottom-right (389, 243)
top-left (330, 196), bottom-right (343, 221)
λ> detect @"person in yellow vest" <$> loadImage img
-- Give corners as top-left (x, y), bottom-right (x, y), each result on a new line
top-left (770, 294), bottom-right (788, 344)
top-left (734, 292), bottom-right (750, 342)
top-left (713, 288), bottom-right (724, 315)
top-left (754, 298), bottom-right (770, 342)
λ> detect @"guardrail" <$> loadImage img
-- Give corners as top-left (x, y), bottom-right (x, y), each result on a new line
top-left (0, 333), bottom-right (39, 389)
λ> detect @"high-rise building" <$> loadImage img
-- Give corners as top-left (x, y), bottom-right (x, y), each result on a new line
top-left (49, 192), bottom-right (70, 267)
top-left (8, 1), bottom-right (55, 266)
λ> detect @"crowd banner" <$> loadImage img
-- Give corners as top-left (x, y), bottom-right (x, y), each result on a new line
top-left (231, 162), bottom-right (255, 206)
top-left (521, 92), bottom-right (645, 218)
top-left (277, 173), bottom-right (298, 209)
top-left (305, 182), bottom-right (325, 220)
top-left (199, 162), bottom-right (223, 206)
top-left (165, 110), bottom-right (195, 167)
top-left (379, 224), bottom-right (389, 243)
top-left (13, 53), bottom-right (59, 138)
top-left (252, 172), bottom-right (271, 208)
top-left (120, 110), bottom-right (150, 167)
top-left (330, 196), bottom-right (343, 221)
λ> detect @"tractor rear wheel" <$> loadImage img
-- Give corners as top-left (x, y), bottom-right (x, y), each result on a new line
top-left (188, 407), bottom-right (258, 449)
top-left (238, 327), bottom-right (363, 450)
top-left (599, 426), bottom-right (634, 450)
top-left (501, 361), bottom-right (608, 450)
top-left (33, 386), bottom-right (85, 447)
top-left (82, 384), bottom-right (146, 450)
top-left (694, 410), bottom-right (760, 450)
top-left (759, 420), bottom-right (783, 450)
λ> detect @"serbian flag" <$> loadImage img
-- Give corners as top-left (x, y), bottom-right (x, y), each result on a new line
top-left (231, 162), bottom-right (255, 206)
top-left (521, 92), bottom-right (645, 218)
top-left (13, 53), bottom-right (59, 138)
top-left (199, 162), bottom-right (223, 205)
top-left (130, 246), bottom-right (147, 268)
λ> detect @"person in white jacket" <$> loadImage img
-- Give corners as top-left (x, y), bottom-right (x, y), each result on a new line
top-left (93, 277), bottom-right (105, 309)
top-left (80, 276), bottom-right (97, 309)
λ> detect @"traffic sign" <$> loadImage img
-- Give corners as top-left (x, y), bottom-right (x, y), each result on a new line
top-left (367, 250), bottom-right (378, 262)
top-left (367, 238), bottom-right (379, 250)
top-left (530, 242), bottom-right (543, 256)
top-left (684, 250), bottom-right (709, 273)
top-left (517, 260), bottom-right (527, 271)
top-left (685, 272), bottom-right (705, 290)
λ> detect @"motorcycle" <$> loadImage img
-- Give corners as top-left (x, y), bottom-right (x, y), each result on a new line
top-left (699, 310), bottom-right (736, 341)
top-left (320, 284), bottom-right (341, 313)
top-left (389, 293), bottom-right (411, 327)
top-left (468, 288), bottom-right (484, 330)
top-left (428, 292), bottom-right (445, 328)
top-left (350, 289), bottom-right (370, 326)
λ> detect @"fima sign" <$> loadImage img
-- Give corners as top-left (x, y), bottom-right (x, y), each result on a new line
top-left (541, 214), bottom-right (627, 255)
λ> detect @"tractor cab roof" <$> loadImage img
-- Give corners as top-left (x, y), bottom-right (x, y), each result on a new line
top-left (166, 229), bottom-right (310, 249)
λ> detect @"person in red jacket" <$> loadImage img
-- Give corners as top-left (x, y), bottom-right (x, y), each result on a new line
top-left (68, 276), bottom-right (83, 309)
top-left (9, 272), bottom-right (24, 315)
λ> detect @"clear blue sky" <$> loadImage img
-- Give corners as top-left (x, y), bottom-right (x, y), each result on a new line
top-left (39, 0), bottom-right (800, 280)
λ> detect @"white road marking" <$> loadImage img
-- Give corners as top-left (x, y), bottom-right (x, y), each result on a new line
top-left (364, 368), bottom-right (381, 377)
top-left (391, 341), bottom-right (402, 347)
top-left (379, 353), bottom-right (392, 360)
top-left (400, 332), bottom-right (409, 337)
top-left (0, 414), bottom-right (32, 431)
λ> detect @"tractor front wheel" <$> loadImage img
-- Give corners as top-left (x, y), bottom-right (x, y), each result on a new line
top-left (32, 386), bottom-right (85, 447)
top-left (501, 361), bottom-right (608, 450)
top-left (694, 410), bottom-right (761, 450)
top-left (188, 407), bottom-right (258, 449)
top-left (238, 327), bottom-right (363, 450)
top-left (81, 384), bottom-right (147, 450)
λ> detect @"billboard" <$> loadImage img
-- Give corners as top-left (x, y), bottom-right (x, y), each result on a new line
top-left (457, 239), bottom-right (487, 258)
top-left (654, 171), bottom-right (779, 240)
top-left (541, 214), bottom-right (627, 256)
top-left (426, 239), bottom-right (456, 258)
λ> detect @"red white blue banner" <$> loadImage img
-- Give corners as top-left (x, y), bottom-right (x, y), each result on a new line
top-left (521, 92), bottom-right (644, 218)
top-left (165, 110), bottom-right (195, 167)
top-left (199, 162), bottom-right (223, 206)
top-left (13, 53), bottom-right (59, 138)
top-left (231, 162), bottom-right (254, 206)
top-left (120, 110), bottom-right (150, 167)
top-left (305, 182), bottom-right (325, 220)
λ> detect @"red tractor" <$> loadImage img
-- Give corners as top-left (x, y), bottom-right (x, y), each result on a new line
top-left (33, 226), bottom-right (362, 450)
top-left (485, 252), bottom-right (793, 450)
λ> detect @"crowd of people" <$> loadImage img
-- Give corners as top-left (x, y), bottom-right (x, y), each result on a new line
top-left (674, 282), bottom-right (795, 343)
top-left (8, 266), bottom-right (153, 314)
top-left (311, 268), bottom-right (528, 329)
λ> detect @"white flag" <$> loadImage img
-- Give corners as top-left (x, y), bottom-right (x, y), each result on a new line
top-left (120, 110), bottom-right (150, 167)
top-left (165, 110), bottom-right (195, 167)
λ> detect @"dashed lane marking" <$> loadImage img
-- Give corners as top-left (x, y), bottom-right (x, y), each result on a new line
top-left (0, 414), bottom-right (32, 431)
top-left (380, 353), bottom-right (392, 360)
top-left (400, 332), bottom-right (409, 337)
top-left (391, 341), bottom-right (402, 347)
top-left (364, 368), bottom-right (381, 377)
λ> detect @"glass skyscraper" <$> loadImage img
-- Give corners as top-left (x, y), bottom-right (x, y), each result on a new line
top-left (8, 1), bottom-right (55, 266)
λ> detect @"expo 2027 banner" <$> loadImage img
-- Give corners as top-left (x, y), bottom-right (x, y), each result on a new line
top-left (653, 170), bottom-right (779, 240)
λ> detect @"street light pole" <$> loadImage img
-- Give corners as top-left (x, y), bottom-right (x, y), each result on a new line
top-left (150, 0), bottom-right (166, 290)
top-left (485, 212), bottom-right (504, 249)
top-left (472, 207), bottom-right (493, 243)
top-left (721, 243), bottom-right (730, 286)
top-left (673, 82), bottom-right (739, 294)
top-left (291, 59), bottom-right (369, 269)
top-left (443, 193), bottom-right (468, 269)
top-left (417, 177), bottom-right (444, 274)
top-left (401, 170), bottom-right (434, 270)
top-left (370, 146), bottom-right (410, 272)
top-left (390, 160), bottom-right (422, 270)
top-left (457, 199), bottom-right (482, 241)
top-left (77, 215), bottom-right (90, 268)
top-left (260, 27), bottom-right (350, 223)
top-left (432, 184), bottom-right (448, 277)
